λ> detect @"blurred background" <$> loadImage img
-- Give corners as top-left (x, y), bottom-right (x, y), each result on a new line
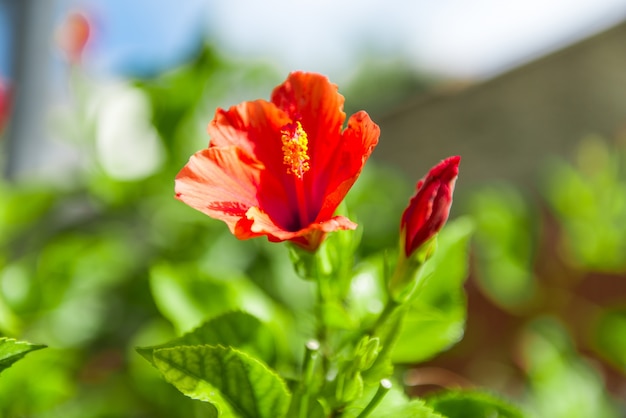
top-left (1, 0), bottom-right (626, 417)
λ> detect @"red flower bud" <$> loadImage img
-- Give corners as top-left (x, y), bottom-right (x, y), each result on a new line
top-left (400, 156), bottom-right (460, 257)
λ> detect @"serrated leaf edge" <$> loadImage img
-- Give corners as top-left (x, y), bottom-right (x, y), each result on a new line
top-left (153, 344), bottom-right (291, 418)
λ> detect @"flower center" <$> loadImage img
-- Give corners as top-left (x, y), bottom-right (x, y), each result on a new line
top-left (281, 121), bottom-right (310, 179)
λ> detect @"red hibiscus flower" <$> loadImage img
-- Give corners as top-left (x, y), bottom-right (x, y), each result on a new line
top-left (401, 156), bottom-right (460, 257)
top-left (175, 72), bottom-right (380, 251)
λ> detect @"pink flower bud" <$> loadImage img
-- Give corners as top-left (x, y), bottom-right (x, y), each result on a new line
top-left (0, 78), bottom-right (10, 133)
top-left (57, 11), bottom-right (91, 64)
top-left (400, 156), bottom-right (460, 257)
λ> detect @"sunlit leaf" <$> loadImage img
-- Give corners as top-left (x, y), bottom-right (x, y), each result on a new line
top-left (341, 382), bottom-right (439, 418)
top-left (0, 337), bottom-right (46, 374)
top-left (138, 311), bottom-right (275, 367)
top-left (150, 264), bottom-right (270, 331)
top-left (0, 347), bottom-right (75, 414)
top-left (427, 390), bottom-right (524, 418)
top-left (0, 185), bottom-right (56, 243)
top-left (376, 399), bottom-right (444, 418)
top-left (391, 217), bottom-right (473, 363)
top-left (153, 345), bottom-right (291, 418)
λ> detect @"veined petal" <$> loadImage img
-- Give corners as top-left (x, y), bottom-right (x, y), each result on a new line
top-left (316, 111), bottom-right (380, 220)
top-left (271, 72), bottom-right (346, 146)
top-left (245, 206), bottom-right (357, 250)
top-left (175, 147), bottom-right (263, 235)
top-left (206, 100), bottom-right (306, 229)
top-left (208, 100), bottom-right (290, 164)
top-left (271, 73), bottom-right (348, 211)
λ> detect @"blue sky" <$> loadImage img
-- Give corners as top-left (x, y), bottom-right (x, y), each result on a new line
top-left (2, 0), bottom-right (626, 81)
top-left (0, 2), bottom-right (11, 78)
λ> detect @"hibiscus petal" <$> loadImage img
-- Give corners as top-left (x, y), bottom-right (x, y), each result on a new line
top-left (207, 100), bottom-right (301, 226)
top-left (245, 206), bottom-right (357, 250)
top-left (316, 110), bottom-right (381, 220)
top-left (271, 72), bottom-right (348, 212)
top-left (174, 147), bottom-right (263, 234)
top-left (270, 72), bottom-right (346, 146)
top-left (208, 100), bottom-right (289, 168)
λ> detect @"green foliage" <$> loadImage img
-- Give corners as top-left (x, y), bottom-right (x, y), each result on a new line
top-left (10, 29), bottom-right (625, 418)
top-left (457, 137), bottom-right (626, 418)
top-left (153, 345), bottom-right (291, 418)
top-left (346, 165), bottom-right (412, 256)
top-left (138, 311), bottom-right (276, 368)
top-left (0, 348), bottom-right (76, 416)
top-left (521, 318), bottom-right (620, 418)
top-left (0, 337), bottom-right (45, 374)
top-left (137, 198), bottom-right (474, 416)
top-left (0, 45), bottom-right (291, 417)
top-left (149, 263), bottom-right (264, 333)
top-left (339, 381), bottom-right (444, 418)
top-left (391, 217), bottom-right (474, 363)
top-left (543, 136), bottom-right (626, 272)
top-left (376, 399), bottom-right (444, 418)
top-left (468, 185), bottom-right (537, 310)
top-left (427, 390), bottom-right (524, 418)
top-left (592, 307), bottom-right (626, 370)
top-left (0, 184), bottom-right (56, 244)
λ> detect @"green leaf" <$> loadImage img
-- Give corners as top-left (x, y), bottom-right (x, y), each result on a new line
top-left (286, 394), bottom-right (327, 418)
top-left (149, 263), bottom-right (275, 334)
top-left (150, 264), bottom-right (240, 332)
top-left (392, 217), bottom-right (473, 363)
top-left (427, 390), bottom-right (524, 418)
top-left (542, 137), bottom-right (626, 272)
top-left (138, 311), bottom-right (275, 367)
top-left (196, 402), bottom-right (219, 418)
top-left (593, 307), bottom-right (626, 370)
top-left (469, 185), bottom-right (537, 310)
top-left (153, 345), bottom-right (291, 418)
top-left (341, 381), bottom-right (441, 418)
top-left (376, 399), bottom-right (445, 418)
top-left (0, 185), bottom-right (56, 244)
top-left (0, 337), bottom-right (46, 374)
top-left (522, 318), bottom-right (619, 418)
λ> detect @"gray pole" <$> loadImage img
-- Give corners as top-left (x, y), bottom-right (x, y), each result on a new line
top-left (3, 0), bottom-right (56, 180)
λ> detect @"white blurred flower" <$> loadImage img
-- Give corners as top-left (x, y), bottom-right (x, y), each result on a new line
top-left (94, 82), bottom-right (164, 180)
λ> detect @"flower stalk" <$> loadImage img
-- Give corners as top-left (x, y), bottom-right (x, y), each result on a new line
top-left (356, 379), bottom-right (393, 418)
top-left (297, 340), bottom-right (320, 418)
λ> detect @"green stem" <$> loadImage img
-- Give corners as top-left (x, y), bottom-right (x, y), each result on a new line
top-left (298, 340), bottom-right (320, 418)
top-left (368, 297), bottom-right (407, 366)
top-left (356, 379), bottom-right (392, 418)
top-left (315, 266), bottom-right (333, 378)
top-left (371, 297), bottom-right (401, 336)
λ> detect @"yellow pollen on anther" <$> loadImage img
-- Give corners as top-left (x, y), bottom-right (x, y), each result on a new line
top-left (281, 121), bottom-right (310, 178)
